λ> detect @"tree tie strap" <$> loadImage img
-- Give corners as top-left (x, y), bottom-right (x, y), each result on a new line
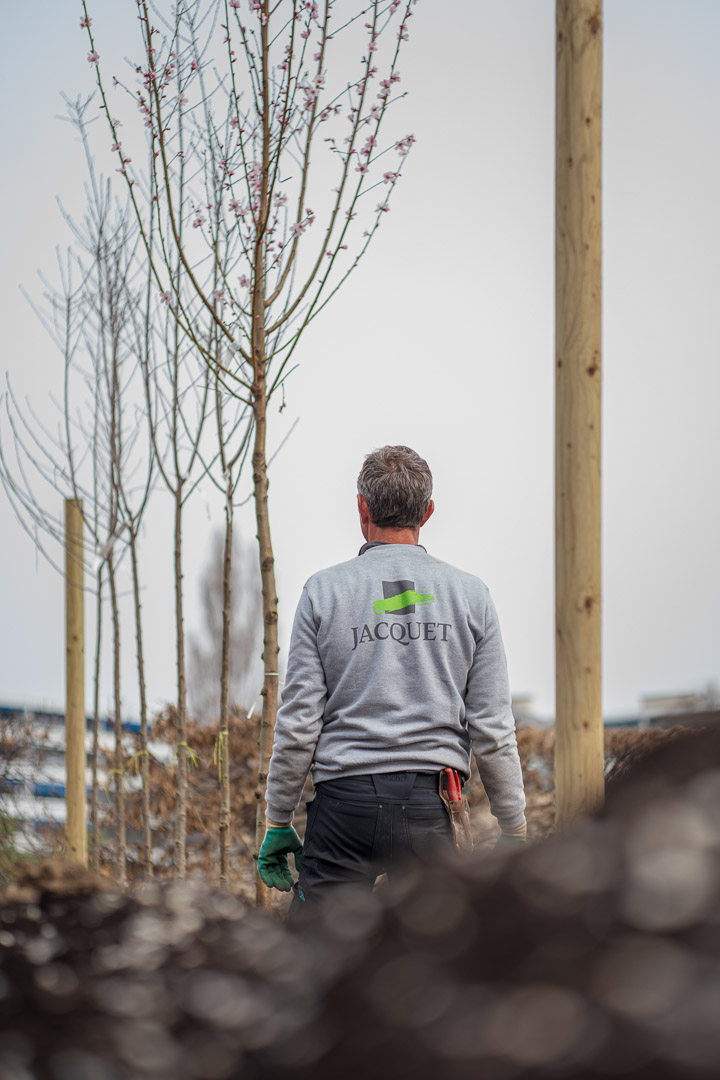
top-left (177, 741), bottom-right (199, 769)
top-left (213, 730), bottom-right (228, 784)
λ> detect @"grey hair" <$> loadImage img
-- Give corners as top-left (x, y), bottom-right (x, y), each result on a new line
top-left (357, 445), bottom-right (433, 529)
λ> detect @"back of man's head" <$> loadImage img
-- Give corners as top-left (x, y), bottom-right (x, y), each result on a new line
top-left (357, 445), bottom-right (433, 529)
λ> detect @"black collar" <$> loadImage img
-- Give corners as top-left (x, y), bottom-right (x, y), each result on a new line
top-left (358, 541), bottom-right (427, 556)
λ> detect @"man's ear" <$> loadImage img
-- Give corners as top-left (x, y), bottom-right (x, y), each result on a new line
top-left (357, 493), bottom-right (370, 526)
top-left (420, 499), bottom-right (434, 528)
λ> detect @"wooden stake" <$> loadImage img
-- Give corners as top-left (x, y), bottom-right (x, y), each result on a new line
top-left (65, 498), bottom-right (87, 864)
top-left (555, 0), bottom-right (604, 825)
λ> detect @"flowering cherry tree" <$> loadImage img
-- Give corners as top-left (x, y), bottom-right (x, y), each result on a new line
top-left (82, 0), bottom-right (417, 902)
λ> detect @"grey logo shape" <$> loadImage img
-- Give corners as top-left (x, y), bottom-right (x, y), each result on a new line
top-left (382, 579), bottom-right (416, 615)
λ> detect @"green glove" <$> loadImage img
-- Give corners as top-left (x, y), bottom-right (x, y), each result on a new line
top-left (258, 826), bottom-right (303, 891)
top-left (495, 833), bottom-right (526, 849)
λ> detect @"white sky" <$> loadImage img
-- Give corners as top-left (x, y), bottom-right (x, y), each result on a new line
top-left (1, 1), bottom-right (718, 721)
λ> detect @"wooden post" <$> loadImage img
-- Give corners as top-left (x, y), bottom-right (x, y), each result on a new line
top-left (65, 498), bottom-right (87, 864)
top-left (555, 0), bottom-right (604, 825)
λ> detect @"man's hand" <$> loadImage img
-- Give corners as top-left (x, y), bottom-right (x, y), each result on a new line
top-left (258, 826), bottom-right (303, 891)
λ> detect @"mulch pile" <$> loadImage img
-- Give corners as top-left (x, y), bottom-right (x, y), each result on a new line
top-left (1, 727), bottom-right (720, 1079)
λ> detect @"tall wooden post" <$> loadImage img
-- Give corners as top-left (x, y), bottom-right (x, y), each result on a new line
top-left (555, 0), bottom-right (604, 825)
top-left (65, 498), bottom-right (87, 864)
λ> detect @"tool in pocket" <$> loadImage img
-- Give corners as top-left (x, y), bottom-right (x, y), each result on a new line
top-left (438, 767), bottom-right (473, 853)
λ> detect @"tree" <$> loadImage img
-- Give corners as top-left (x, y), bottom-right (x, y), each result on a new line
top-left (189, 529), bottom-right (263, 722)
top-left (0, 98), bottom-right (156, 882)
top-left (189, 527), bottom-right (263, 883)
top-left (83, 0), bottom-right (417, 902)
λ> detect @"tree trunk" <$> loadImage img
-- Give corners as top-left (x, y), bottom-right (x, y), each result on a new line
top-left (252, 392), bottom-right (278, 910)
top-left (108, 554), bottom-right (127, 886)
top-left (64, 498), bottom-right (87, 866)
top-left (252, 0), bottom-right (277, 909)
top-left (174, 482), bottom-right (188, 877)
top-left (91, 566), bottom-right (103, 873)
top-left (218, 486), bottom-right (233, 888)
top-left (129, 527), bottom-right (153, 878)
top-left (554, 0), bottom-right (604, 825)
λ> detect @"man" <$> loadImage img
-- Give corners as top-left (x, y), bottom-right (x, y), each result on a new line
top-left (259, 445), bottom-right (526, 907)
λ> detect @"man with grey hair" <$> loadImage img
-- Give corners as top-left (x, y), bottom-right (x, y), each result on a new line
top-left (259, 445), bottom-right (526, 908)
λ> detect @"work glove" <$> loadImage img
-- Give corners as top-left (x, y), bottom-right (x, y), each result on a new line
top-left (258, 826), bottom-right (303, 891)
top-left (495, 821), bottom-right (527, 850)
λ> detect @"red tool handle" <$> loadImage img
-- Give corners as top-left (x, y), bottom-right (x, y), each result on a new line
top-left (443, 767), bottom-right (463, 802)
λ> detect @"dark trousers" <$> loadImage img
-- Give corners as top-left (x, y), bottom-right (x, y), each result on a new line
top-left (289, 771), bottom-right (453, 916)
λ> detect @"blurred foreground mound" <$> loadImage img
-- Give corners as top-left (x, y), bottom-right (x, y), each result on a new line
top-left (1, 728), bottom-right (719, 1079)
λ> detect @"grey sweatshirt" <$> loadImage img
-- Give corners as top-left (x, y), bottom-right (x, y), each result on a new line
top-left (265, 543), bottom-right (526, 830)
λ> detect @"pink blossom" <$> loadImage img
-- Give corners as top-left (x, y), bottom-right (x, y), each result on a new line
top-left (394, 133), bottom-right (415, 156)
top-left (230, 116), bottom-right (239, 128)
top-left (248, 162), bottom-right (263, 193)
top-left (383, 171), bottom-right (398, 184)
top-left (80, 14), bottom-right (92, 28)
top-left (398, 23), bottom-right (409, 41)
top-left (193, 214), bottom-right (205, 228)
top-left (229, 0), bottom-right (240, 7)
top-left (214, 289), bottom-right (224, 303)
top-left (111, 142), bottom-right (122, 152)
top-left (300, 29), bottom-right (310, 40)
top-left (345, 210), bottom-right (356, 220)
top-left (177, 94), bottom-right (187, 105)
top-left (360, 134), bottom-right (376, 158)
top-left (389, 0), bottom-right (401, 11)
top-left (190, 59), bottom-right (199, 71)
top-left (313, 50), bottom-right (322, 61)
top-left (289, 222), bottom-right (305, 238)
top-left (391, 71), bottom-right (401, 84)
top-left (239, 275), bottom-right (251, 288)
top-left (160, 291), bottom-right (171, 304)
top-left (87, 51), bottom-right (99, 64)
top-left (275, 192), bottom-right (288, 206)
top-left (376, 203), bottom-right (389, 212)
top-left (229, 198), bottom-right (241, 213)
top-left (368, 40), bottom-right (377, 52)
top-left (355, 163), bottom-right (368, 174)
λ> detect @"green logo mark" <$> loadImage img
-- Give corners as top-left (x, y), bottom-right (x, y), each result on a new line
top-left (373, 589), bottom-right (435, 614)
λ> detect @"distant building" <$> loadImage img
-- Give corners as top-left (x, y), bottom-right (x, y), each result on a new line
top-left (511, 695), bottom-right (539, 727)
top-left (0, 702), bottom-right (171, 854)
top-left (639, 687), bottom-right (720, 731)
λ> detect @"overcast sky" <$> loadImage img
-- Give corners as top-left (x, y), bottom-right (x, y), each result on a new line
top-left (1, 0), bottom-right (718, 722)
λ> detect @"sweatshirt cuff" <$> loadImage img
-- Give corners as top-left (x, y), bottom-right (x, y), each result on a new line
top-left (265, 806), bottom-right (294, 826)
top-left (495, 811), bottom-right (527, 832)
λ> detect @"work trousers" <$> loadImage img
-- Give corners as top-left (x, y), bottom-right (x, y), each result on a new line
top-left (289, 771), bottom-right (454, 916)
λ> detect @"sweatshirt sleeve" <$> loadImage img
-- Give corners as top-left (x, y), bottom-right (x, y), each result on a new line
top-left (265, 586), bottom-right (326, 825)
top-left (465, 593), bottom-right (526, 831)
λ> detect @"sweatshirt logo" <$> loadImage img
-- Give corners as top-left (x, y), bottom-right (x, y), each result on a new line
top-left (372, 579), bottom-right (434, 615)
top-left (351, 578), bottom-right (449, 651)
